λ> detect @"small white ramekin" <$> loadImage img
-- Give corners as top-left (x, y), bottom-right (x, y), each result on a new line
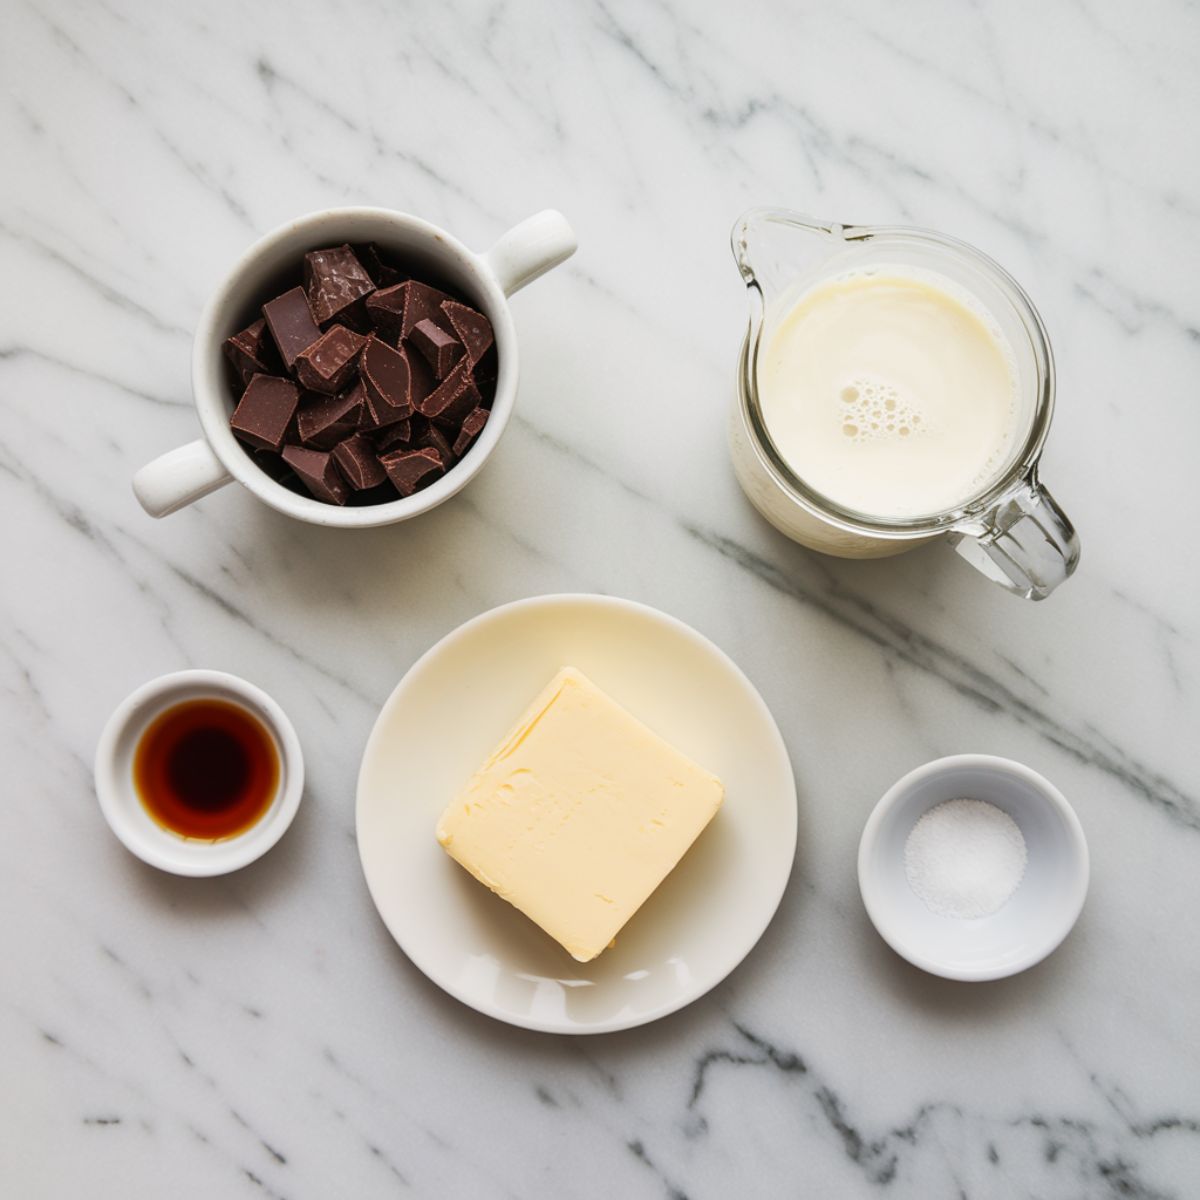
top-left (94, 670), bottom-right (304, 876)
top-left (858, 754), bottom-right (1088, 981)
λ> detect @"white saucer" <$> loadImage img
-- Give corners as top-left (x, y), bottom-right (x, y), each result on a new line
top-left (356, 594), bottom-right (797, 1034)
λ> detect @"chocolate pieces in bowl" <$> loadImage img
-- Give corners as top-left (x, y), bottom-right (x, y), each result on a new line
top-left (223, 244), bottom-right (495, 506)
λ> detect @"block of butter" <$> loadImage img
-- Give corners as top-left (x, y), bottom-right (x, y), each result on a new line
top-left (435, 667), bottom-right (724, 962)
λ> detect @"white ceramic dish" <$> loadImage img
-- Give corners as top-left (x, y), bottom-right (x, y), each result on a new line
top-left (356, 594), bottom-right (797, 1034)
top-left (94, 670), bottom-right (304, 876)
top-left (133, 206), bottom-right (576, 524)
top-left (858, 754), bottom-right (1088, 981)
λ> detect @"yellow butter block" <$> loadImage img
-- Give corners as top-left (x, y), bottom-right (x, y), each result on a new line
top-left (436, 667), bottom-right (724, 962)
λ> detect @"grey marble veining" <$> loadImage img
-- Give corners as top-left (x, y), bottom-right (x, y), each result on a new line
top-left (2, 0), bottom-right (1198, 1196)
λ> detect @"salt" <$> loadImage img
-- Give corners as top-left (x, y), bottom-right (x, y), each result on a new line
top-left (904, 798), bottom-right (1027, 919)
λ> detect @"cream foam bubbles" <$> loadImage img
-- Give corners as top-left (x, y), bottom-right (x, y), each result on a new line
top-left (757, 270), bottom-right (1029, 519)
top-left (836, 376), bottom-right (924, 444)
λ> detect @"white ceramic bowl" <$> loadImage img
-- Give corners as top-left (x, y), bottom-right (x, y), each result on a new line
top-left (858, 754), bottom-right (1088, 981)
top-left (356, 594), bottom-right (798, 1033)
top-left (94, 670), bottom-right (304, 876)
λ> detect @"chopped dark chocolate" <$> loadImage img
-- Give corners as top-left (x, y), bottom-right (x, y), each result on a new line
top-left (452, 407), bottom-right (490, 457)
top-left (332, 433), bottom-right (388, 490)
top-left (418, 359), bottom-right (474, 425)
top-left (430, 387), bottom-right (479, 429)
top-left (410, 318), bottom-right (463, 380)
top-left (229, 243), bottom-right (499, 505)
top-left (441, 300), bottom-right (494, 365)
top-left (417, 423), bottom-right (456, 467)
top-left (360, 336), bottom-right (414, 427)
top-left (230, 374), bottom-right (300, 451)
top-left (367, 280), bottom-right (454, 340)
top-left (262, 287), bottom-right (322, 370)
top-left (373, 418), bottom-right (415, 452)
top-left (348, 481), bottom-right (400, 507)
top-left (407, 346), bottom-right (436, 408)
top-left (353, 243), bottom-right (401, 288)
top-left (297, 383), bottom-right (364, 449)
top-left (474, 348), bottom-right (499, 391)
top-left (303, 245), bottom-right (376, 327)
top-left (281, 445), bottom-right (349, 505)
top-left (456, 372), bottom-right (484, 411)
top-left (363, 283), bottom-right (405, 334)
top-left (379, 447), bottom-right (445, 496)
top-left (252, 447), bottom-right (295, 483)
top-left (223, 318), bottom-right (279, 384)
top-left (294, 324), bottom-right (366, 395)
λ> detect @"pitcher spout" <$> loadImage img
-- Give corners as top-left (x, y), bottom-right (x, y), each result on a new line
top-left (731, 208), bottom-right (845, 296)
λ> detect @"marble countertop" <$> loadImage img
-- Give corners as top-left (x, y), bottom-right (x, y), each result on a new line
top-left (3, 1), bottom-right (1198, 1196)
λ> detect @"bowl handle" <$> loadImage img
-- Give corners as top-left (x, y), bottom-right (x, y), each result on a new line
top-left (480, 209), bottom-right (577, 297)
top-left (133, 438), bottom-right (233, 518)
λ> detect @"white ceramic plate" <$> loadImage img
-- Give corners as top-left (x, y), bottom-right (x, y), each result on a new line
top-left (356, 594), bottom-right (797, 1034)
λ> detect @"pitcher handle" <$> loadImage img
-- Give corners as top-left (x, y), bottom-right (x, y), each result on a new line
top-left (949, 471), bottom-right (1080, 601)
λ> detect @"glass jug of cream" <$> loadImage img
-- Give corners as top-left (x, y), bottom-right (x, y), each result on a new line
top-left (730, 209), bottom-right (1079, 600)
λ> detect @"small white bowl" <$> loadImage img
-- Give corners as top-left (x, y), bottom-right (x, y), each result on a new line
top-left (94, 670), bottom-right (304, 876)
top-left (858, 754), bottom-right (1088, 981)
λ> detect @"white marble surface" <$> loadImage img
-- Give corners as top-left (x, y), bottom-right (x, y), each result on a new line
top-left (2, 0), bottom-right (1199, 1195)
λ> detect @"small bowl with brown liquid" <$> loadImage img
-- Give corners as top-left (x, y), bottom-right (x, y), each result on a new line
top-left (95, 670), bottom-right (304, 875)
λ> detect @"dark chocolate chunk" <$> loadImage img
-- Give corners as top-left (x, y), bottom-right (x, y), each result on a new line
top-left (281, 445), bottom-right (349, 505)
top-left (252, 447), bottom-right (294, 483)
top-left (332, 433), bottom-right (388, 490)
top-left (373, 418), bottom-right (415, 453)
top-left (297, 383), bottom-right (364, 449)
top-left (458, 373), bottom-right (484, 409)
top-left (431, 375), bottom-right (481, 433)
top-left (452, 407), bottom-right (490, 457)
top-left (353, 243), bottom-right (402, 288)
top-left (406, 346), bottom-right (437, 409)
top-left (363, 283), bottom-right (405, 334)
top-left (232, 243), bottom-right (499, 505)
top-left (348, 480), bottom-right (400, 507)
top-left (409, 318), bottom-right (464, 380)
top-left (303, 245), bottom-right (376, 327)
top-left (441, 300), bottom-right (494, 365)
top-left (360, 336), bottom-right (414, 426)
top-left (474, 347), bottom-right (499, 392)
top-left (277, 475), bottom-right (309, 498)
top-left (367, 280), bottom-right (455, 339)
top-left (294, 324), bottom-right (366, 395)
top-left (223, 318), bottom-right (279, 384)
top-left (379, 447), bottom-right (445, 497)
top-left (262, 287), bottom-right (322, 370)
top-left (416, 423), bottom-right (456, 467)
top-left (417, 359), bottom-right (474, 425)
top-left (230, 374), bottom-right (300, 451)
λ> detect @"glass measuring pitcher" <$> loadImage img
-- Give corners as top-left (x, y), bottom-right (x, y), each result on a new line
top-left (729, 209), bottom-right (1079, 600)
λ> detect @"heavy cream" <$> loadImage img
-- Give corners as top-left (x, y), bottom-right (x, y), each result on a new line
top-left (757, 272), bottom-right (1027, 519)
